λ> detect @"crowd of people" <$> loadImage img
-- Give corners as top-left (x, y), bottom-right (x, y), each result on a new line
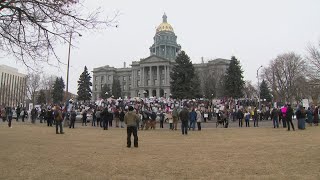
top-left (1, 98), bottom-right (319, 146)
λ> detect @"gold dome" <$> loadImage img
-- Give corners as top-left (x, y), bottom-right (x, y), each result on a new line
top-left (156, 13), bottom-right (174, 32)
top-left (156, 22), bottom-right (174, 32)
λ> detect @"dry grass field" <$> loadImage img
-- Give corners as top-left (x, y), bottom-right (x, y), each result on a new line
top-left (0, 122), bottom-right (320, 180)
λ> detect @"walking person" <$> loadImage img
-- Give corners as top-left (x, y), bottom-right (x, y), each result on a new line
top-left (179, 106), bottom-right (189, 135)
top-left (196, 109), bottom-right (202, 131)
top-left (31, 108), bottom-right (37, 124)
top-left (286, 104), bottom-right (295, 131)
top-left (54, 106), bottom-right (64, 134)
top-left (124, 106), bottom-right (139, 148)
top-left (271, 108), bottom-right (279, 128)
top-left (295, 105), bottom-right (306, 130)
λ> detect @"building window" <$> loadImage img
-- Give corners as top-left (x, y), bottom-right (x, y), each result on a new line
top-left (161, 79), bottom-right (164, 85)
top-left (101, 76), bottom-right (104, 83)
top-left (147, 80), bottom-right (150, 86)
top-left (101, 84), bottom-right (104, 90)
top-left (137, 80), bottom-right (140, 87)
top-left (138, 70), bottom-right (141, 76)
top-left (94, 85), bottom-right (97, 91)
top-left (123, 76), bottom-right (126, 81)
top-left (123, 85), bottom-right (126, 91)
top-left (129, 76), bottom-right (131, 81)
top-left (108, 75), bottom-right (111, 81)
top-left (95, 76), bottom-right (98, 81)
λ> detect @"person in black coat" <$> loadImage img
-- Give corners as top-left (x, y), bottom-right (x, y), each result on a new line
top-left (46, 108), bottom-right (53, 127)
top-left (237, 109), bottom-right (244, 127)
top-left (69, 109), bottom-right (77, 129)
top-left (82, 110), bottom-right (87, 126)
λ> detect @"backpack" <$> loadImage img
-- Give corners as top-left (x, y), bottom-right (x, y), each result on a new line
top-left (56, 111), bottom-right (63, 121)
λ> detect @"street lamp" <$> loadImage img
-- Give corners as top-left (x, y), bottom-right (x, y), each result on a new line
top-left (143, 90), bottom-right (147, 98)
top-left (257, 65), bottom-right (263, 110)
top-left (164, 91), bottom-right (167, 98)
top-left (66, 31), bottom-right (82, 101)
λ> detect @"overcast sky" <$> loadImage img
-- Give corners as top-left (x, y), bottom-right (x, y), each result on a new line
top-left (1, 0), bottom-right (320, 94)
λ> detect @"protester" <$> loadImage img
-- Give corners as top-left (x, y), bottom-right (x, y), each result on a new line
top-left (69, 109), bottom-right (77, 129)
top-left (295, 105), bottom-right (306, 130)
top-left (189, 108), bottom-right (197, 131)
top-left (196, 109), bottom-right (202, 131)
top-left (124, 106), bottom-right (139, 148)
top-left (179, 106), bottom-right (189, 135)
top-left (7, 107), bottom-right (13, 128)
top-left (306, 107), bottom-right (313, 126)
top-left (244, 110), bottom-right (250, 127)
top-left (286, 104), bottom-right (295, 131)
top-left (159, 111), bottom-right (165, 128)
top-left (119, 108), bottom-right (125, 128)
top-left (82, 110), bottom-right (87, 126)
top-left (314, 106), bottom-right (319, 126)
top-left (237, 108), bottom-right (244, 127)
top-left (172, 107), bottom-right (179, 130)
top-left (271, 108), bottom-right (279, 128)
top-left (54, 106), bottom-right (64, 134)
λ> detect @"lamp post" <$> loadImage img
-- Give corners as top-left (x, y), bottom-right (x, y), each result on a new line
top-left (66, 31), bottom-right (82, 102)
top-left (257, 65), bottom-right (263, 110)
top-left (164, 91), bottom-right (167, 98)
top-left (143, 90), bottom-right (147, 98)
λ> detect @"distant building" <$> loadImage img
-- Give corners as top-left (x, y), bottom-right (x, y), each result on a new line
top-left (92, 14), bottom-right (230, 100)
top-left (0, 65), bottom-right (27, 107)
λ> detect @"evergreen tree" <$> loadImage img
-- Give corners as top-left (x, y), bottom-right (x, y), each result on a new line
top-left (170, 51), bottom-right (199, 99)
top-left (224, 56), bottom-right (245, 98)
top-left (112, 78), bottom-right (122, 98)
top-left (37, 89), bottom-right (47, 104)
top-left (52, 77), bottom-right (65, 104)
top-left (260, 79), bottom-right (272, 102)
top-left (77, 66), bottom-right (92, 102)
top-left (100, 84), bottom-right (111, 99)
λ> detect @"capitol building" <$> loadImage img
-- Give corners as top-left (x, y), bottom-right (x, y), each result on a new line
top-left (92, 14), bottom-right (230, 100)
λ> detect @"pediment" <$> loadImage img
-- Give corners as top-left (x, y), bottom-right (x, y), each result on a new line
top-left (140, 55), bottom-right (170, 64)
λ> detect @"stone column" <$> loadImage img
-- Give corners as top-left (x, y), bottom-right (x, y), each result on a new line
top-left (142, 67), bottom-right (145, 87)
top-left (157, 65), bottom-right (160, 86)
top-left (167, 66), bottom-right (170, 85)
top-left (150, 66), bottom-right (153, 86)
top-left (164, 65), bottom-right (167, 85)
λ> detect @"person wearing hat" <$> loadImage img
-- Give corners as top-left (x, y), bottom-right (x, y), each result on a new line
top-left (124, 106), bottom-right (139, 148)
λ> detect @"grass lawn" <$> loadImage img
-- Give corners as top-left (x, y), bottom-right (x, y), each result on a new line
top-left (0, 122), bottom-right (319, 180)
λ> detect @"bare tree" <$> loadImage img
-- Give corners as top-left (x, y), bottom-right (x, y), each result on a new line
top-left (40, 74), bottom-right (57, 103)
top-left (26, 72), bottom-right (41, 105)
top-left (262, 52), bottom-right (307, 104)
top-left (307, 41), bottom-right (320, 79)
top-left (0, 0), bottom-right (118, 67)
top-left (243, 80), bottom-right (257, 99)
